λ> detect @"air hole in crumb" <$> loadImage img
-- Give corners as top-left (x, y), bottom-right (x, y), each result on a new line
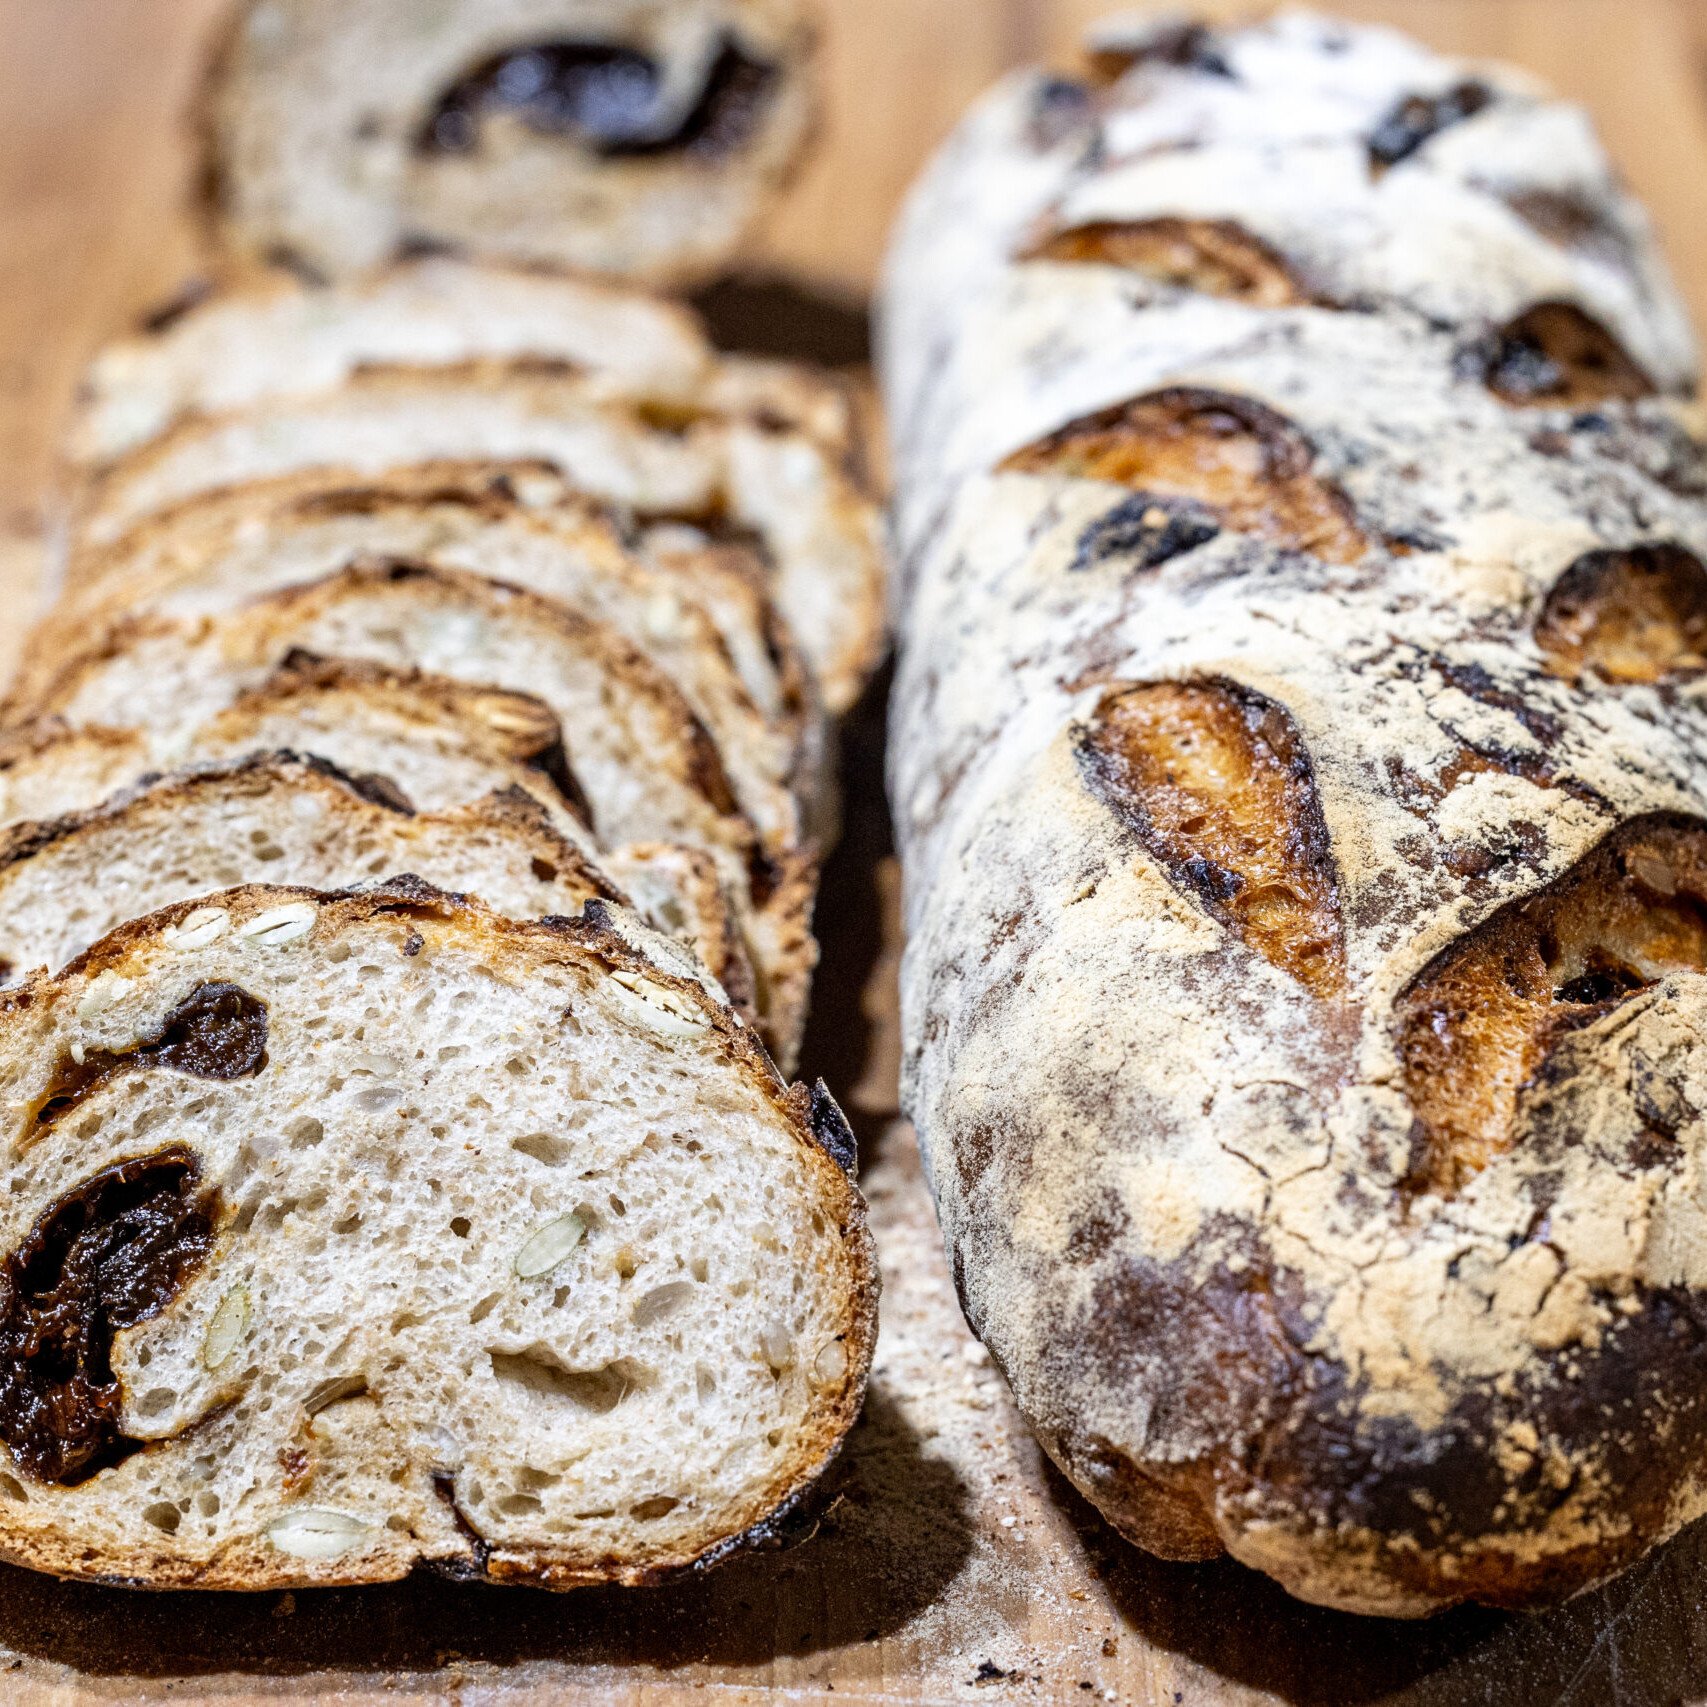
top-left (632, 1495), bottom-right (679, 1520)
top-left (488, 1350), bottom-right (646, 1413)
top-left (142, 1501), bottom-right (181, 1534)
top-left (511, 1132), bottom-right (572, 1167)
top-left (450, 1217), bottom-right (472, 1238)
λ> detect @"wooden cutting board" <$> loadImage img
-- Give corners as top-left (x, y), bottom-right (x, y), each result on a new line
top-left (4, 3), bottom-right (1707, 1702)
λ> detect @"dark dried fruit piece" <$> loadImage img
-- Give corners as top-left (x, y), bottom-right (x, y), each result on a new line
top-left (27, 982), bottom-right (270, 1136)
top-left (1001, 387), bottom-right (1367, 566)
top-left (1077, 678), bottom-right (1346, 997)
top-left (1395, 817), bottom-right (1707, 1195)
top-left (1070, 492), bottom-right (1221, 573)
top-left (0, 1147), bottom-right (218, 1482)
top-left (1482, 303), bottom-right (1655, 408)
top-left (1088, 22), bottom-right (1233, 84)
top-left (419, 38), bottom-right (777, 160)
top-left (1368, 81), bottom-right (1493, 172)
top-left (1536, 544), bottom-right (1707, 684)
top-left (1023, 217), bottom-right (1312, 308)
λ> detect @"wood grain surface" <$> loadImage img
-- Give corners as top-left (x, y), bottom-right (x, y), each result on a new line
top-left (4, 3), bottom-right (1707, 1703)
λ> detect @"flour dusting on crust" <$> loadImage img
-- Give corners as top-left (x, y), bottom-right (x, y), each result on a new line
top-left (880, 7), bottom-right (1707, 1616)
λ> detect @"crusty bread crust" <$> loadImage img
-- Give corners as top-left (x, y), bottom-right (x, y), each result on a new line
top-left (0, 879), bottom-right (876, 1589)
top-left (882, 11), bottom-right (1707, 1615)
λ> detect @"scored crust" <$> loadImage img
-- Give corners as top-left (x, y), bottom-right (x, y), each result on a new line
top-left (0, 879), bottom-right (876, 1589)
top-left (881, 10), bottom-right (1707, 1616)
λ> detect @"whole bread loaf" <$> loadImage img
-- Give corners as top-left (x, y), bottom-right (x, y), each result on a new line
top-left (881, 9), bottom-right (1707, 1615)
top-left (200, 0), bottom-right (817, 288)
top-left (0, 880), bottom-right (874, 1588)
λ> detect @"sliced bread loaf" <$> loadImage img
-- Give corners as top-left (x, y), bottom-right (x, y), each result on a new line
top-left (7, 563), bottom-right (814, 1063)
top-left (0, 658), bottom-right (757, 1026)
top-left (0, 880), bottom-right (874, 1587)
top-left (72, 367), bottom-right (885, 713)
top-left (200, 0), bottom-right (817, 288)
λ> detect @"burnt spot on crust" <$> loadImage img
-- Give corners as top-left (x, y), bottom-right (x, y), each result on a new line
top-left (1069, 492), bottom-right (1221, 574)
top-left (1479, 304), bottom-right (1656, 408)
top-left (1395, 815), bottom-right (1707, 1195)
top-left (1087, 22), bottom-right (1234, 84)
top-left (0, 1147), bottom-right (218, 1483)
top-left (1022, 218), bottom-right (1313, 308)
top-left (26, 984), bottom-right (269, 1137)
top-left (1076, 679), bottom-right (1347, 997)
top-left (1367, 81), bottom-right (1494, 173)
top-left (1535, 544), bottom-right (1707, 684)
top-left (804, 1080), bottom-right (858, 1179)
top-left (1000, 387), bottom-right (1368, 567)
top-left (418, 38), bottom-right (778, 161)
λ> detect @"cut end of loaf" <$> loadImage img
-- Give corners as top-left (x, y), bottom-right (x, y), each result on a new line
top-left (0, 884), bottom-right (875, 1589)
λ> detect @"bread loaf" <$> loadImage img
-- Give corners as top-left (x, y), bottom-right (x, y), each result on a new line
top-left (881, 10), bottom-right (1707, 1614)
top-left (200, 0), bottom-right (816, 288)
top-left (0, 880), bottom-right (874, 1587)
top-left (67, 258), bottom-right (713, 472)
top-left (0, 751), bottom-right (625, 984)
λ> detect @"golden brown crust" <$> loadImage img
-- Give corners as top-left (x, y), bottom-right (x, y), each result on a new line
top-left (999, 388), bottom-right (1370, 568)
top-left (1076, 679), bottom-right (1347, 999)
top-left (1023, 217), bottom-right (1313, 307)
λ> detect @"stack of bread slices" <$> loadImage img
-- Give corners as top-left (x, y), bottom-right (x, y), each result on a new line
top-left (0, 238), bottom-right (884, 1583)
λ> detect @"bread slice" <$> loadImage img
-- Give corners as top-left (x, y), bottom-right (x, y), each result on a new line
top-left (73, 368), bottom-right (886, 714)
top-left (9, 564), bottom-right (815, 1063)
top-left (0, 751), bottom-right (624, 984)
top-left (0, 879), bottom-right (874, 1588)
top-left (37, 465), bottom-right (814, 846)
top-left (200, 0), bottom-right (817, 288)
top-left (0, 658), bottom-right (757, 1027)
top-left (65, 463), bottom-right (820, 782)
top-left (68, 258), bottom-right (716, 472)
